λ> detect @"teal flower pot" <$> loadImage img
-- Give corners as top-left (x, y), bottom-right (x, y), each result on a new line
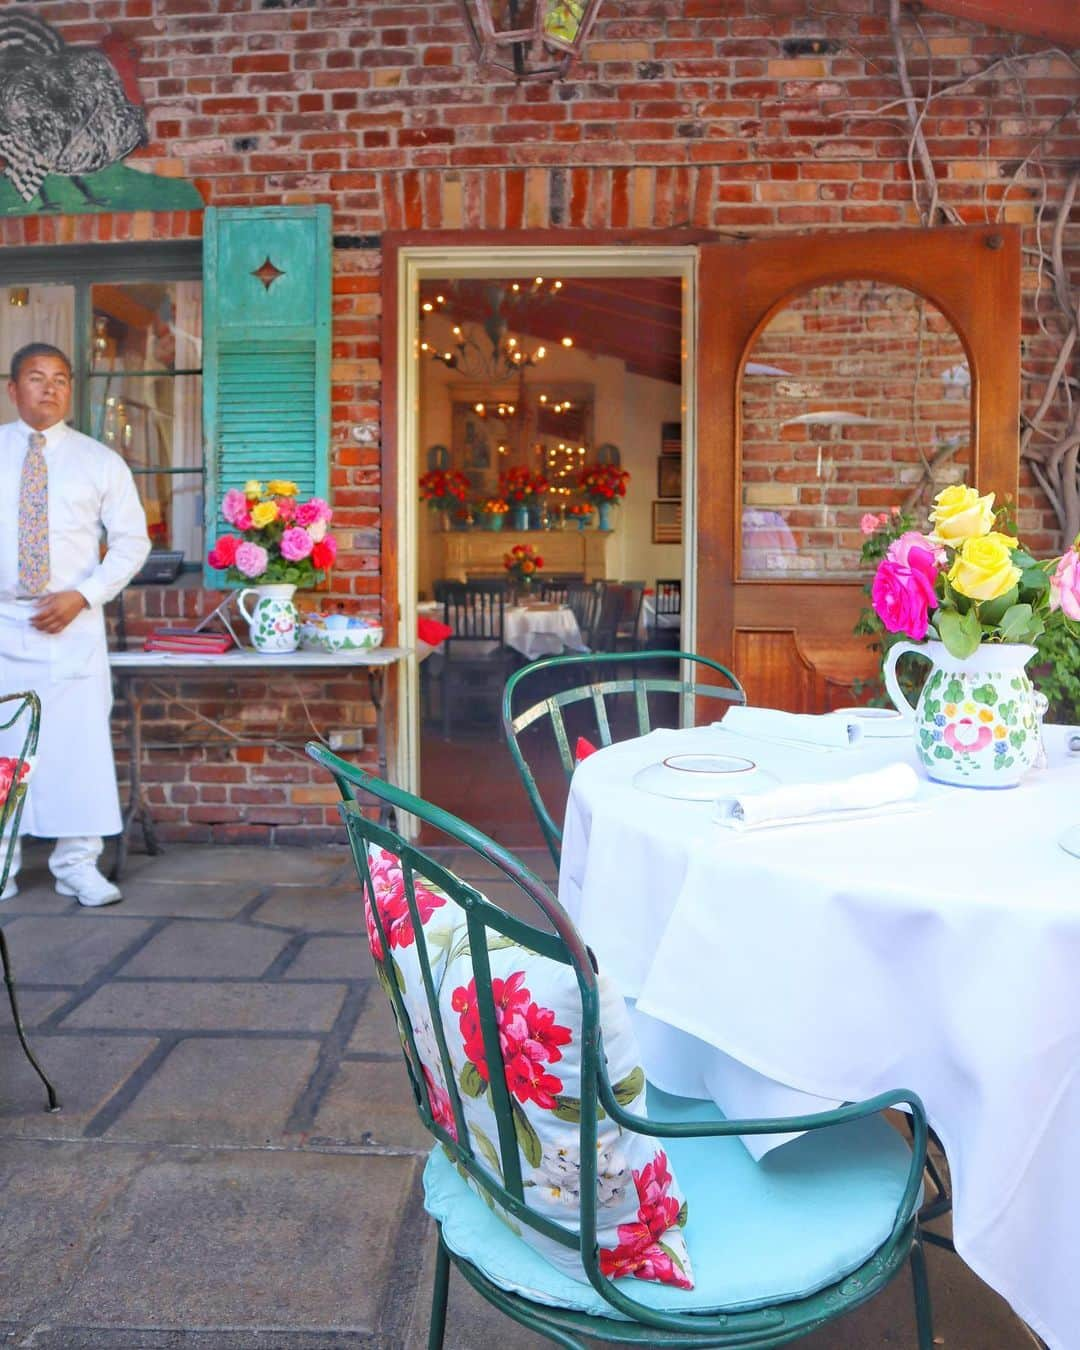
top-left (597, 501), bottom-right (613, 531)
top-left (511, 506), bottom-right (529, 530)
top-left (484, 514), bottom-right (505, 532)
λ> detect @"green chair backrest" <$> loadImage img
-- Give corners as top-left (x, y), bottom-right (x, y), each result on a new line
top-left (0, 692), bottom-right (40, 891)
top-left (502, 650), bottom-right (746, 866)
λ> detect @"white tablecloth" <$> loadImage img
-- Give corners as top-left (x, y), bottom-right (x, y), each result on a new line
top-left (558, 720), bottom-right (1080, 1350)
top-left (416, 601), bottom-right (585, 661)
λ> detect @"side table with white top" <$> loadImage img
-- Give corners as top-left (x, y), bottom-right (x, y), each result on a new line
top-left (109, 646), bottom-right (408, 879)
top-left (558, 719), bottom-right (1080, 1350)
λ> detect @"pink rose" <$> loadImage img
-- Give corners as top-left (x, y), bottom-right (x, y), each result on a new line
top-left (860, 512), bottom-right (886, 536)
top-left (280, 526), bottom-right (314, 562)
top-left (871, 547), bottom-right (939, 639)
top-left (222, 488), bottom-right (249, 528)
top-left (234, 541), bottom-right (268, 578)
top-left (295, 498), bottom-right (332, 529)
top-left (887, 531), bottom-right (946, 568)
top-left (1050, 548), bottom-right (1080, 621)
top-left (276, 496), bottom-right (297, 523)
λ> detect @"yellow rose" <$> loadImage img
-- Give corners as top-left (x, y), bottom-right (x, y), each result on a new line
top-left (250, 500), bottom-right (279, 529)
top-left (929, 484), bottom-right (996, 545)
top-left (244, 479), bottom-right (264, 500)
top-left (267, 479), bottom-right (298, 497)
top-left (947, 532), bottom-right (1021, 602)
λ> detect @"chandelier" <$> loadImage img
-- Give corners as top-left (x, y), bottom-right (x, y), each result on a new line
top-left (457, 0), bottom-right (605, 82)
top-left (419, 278), bottom-right (574, 381)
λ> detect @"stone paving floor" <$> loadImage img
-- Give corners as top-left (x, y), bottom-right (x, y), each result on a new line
top-left (0, 840), bottom-right (1037, 1349)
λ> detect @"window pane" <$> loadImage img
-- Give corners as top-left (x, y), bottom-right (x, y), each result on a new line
top-left (89, 281), bottom-right (202, 372)
top-left (90, 373), bottom-right (204, 560)
top-left (0, 284), bottom-right (75, 376)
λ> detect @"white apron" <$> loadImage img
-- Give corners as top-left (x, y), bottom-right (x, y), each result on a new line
top-left (0, 600), bottom-right (121, 837)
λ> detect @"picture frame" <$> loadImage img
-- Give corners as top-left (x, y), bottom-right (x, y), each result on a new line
top-left (657, 454), bottom-right (681, 500)
top-left (652, 500), bottom-right (682, 545)
top-left (660, 421), bottom-right (682, 455)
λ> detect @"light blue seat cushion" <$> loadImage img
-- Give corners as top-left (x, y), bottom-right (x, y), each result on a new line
top-left (423, 1083), bottom-right (915, 1317)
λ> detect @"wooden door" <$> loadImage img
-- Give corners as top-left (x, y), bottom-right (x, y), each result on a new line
top-left (696, 223), bottom-right (1020, 711)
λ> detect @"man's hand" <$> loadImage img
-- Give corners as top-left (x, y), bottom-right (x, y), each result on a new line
top-left (31, 591), bottom-right (89, 634)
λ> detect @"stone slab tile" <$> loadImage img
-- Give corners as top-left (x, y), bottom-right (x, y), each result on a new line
top-left (346, 988), bottom-right (403, 1055)
top-left (62, 981), bottom-right (347, 1034)
top-left (103, 1036), bottom-right (321, 1146)
top-left (0, 879), bottom-right (74, 915)
top-left (0, 1035), bottom-right (158, 1136)
top-left (136, 845), bottom-right (348, 886)
top-left (283, 935), bottom-right (370, 981)
top-left (48, 1148), bottom-right (420, 1333)
top-left (0, 915), bottom-right (154, 984)
top-left (118, 921), bottom-right (291, 979)
top-left (308, 1059), bottom-right (430, 1150)
top-left (103, 881), bottom-right (265, 920)
top-left (249, 886), bottom-right (365, 933)
top-left (0, 1139), bottom-right (148, 1322)
top-left (0, 985), bottom-right (75, 1026)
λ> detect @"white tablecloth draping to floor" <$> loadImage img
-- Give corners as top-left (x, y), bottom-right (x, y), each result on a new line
top-left (558, 719), bottom-right (1080, 1350)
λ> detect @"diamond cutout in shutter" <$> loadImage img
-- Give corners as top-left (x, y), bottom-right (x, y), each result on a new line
top-left (252, 256), bottom-right (285, 290)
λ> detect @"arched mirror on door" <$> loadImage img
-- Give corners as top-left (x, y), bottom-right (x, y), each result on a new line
top-left (697, 223), bottom-right (1020, 712)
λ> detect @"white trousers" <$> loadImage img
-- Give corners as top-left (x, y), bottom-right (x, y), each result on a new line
top-left (3, 833), bottom-right (104, 883)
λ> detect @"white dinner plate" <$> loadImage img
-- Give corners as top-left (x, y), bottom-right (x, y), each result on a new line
top-left (633, 753), bottom-right (779, 802)
top-left (1060, 825), bottom-right (1080, 860)
top-left (830, 706), bottom-right (911, 738)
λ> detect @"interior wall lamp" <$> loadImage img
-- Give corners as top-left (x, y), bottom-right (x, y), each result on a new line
top-left (457, 0), bottom-right (605, 81)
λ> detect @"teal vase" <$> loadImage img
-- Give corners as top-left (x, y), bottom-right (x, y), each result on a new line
top-left (512, 506), bottom-right (529, 530)
top-left (576, 516), bottom-right (590, 532)
top-left (597, 501), bottom-right (613, 531)
top-left (484, 513), bottom-right (505, 532)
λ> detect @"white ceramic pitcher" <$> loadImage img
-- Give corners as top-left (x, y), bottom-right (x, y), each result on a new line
top-left (883, 639), bottom-right (1041, 788)
top-left (237, 584), bottom-right (299, 654)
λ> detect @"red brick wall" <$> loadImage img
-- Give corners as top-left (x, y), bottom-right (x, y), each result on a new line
top-left (5, 0), bottom-right (1076, 841)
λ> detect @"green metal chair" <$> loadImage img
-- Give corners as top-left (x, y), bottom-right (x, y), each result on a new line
top-left (308, 742), bottom-right (934, 1350)
top-left (502, 650), bottom-right (747, 867)
top-left (0, 691), bottom-right (60, 1112)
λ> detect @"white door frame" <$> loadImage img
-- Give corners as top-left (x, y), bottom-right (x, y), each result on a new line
top-left (393, 244), bottom-right (699, 814)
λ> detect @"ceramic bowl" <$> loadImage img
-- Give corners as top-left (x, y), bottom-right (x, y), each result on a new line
top-left (830, 706), bottom-right (910, 738)
top-left (633, 753), bottom-right (779, 802)
top-left (299, 622), bottom-right (384, 654)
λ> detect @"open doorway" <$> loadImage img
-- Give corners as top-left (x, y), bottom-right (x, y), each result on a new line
top-left (392, 247), bottom-right (696, 844)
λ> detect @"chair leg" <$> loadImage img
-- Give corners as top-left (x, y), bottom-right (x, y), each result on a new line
top-left (0, 929), bottom-right (60, 1112)
top-left (428, 1228), bottom-right (451, 1350)
top-left (909, 1234), bottom-right (934, 1350)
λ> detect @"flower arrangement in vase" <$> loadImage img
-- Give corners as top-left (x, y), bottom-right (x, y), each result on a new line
top-left (504, 542), bottom-right (544, 597)
top-left (419, 468), bottom-right (470, 530)
top-left (578, 462), bottom-right (629, 529)
top-left (863, 485), bottom-right (1079, 786)
top-left (207, 480), bottom-right (337, 653)
top-left (477, 497), bottom-right (509, 531)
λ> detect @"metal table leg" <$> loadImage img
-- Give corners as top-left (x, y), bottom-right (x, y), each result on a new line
top-left (112, 674), bottom-right (163, 883)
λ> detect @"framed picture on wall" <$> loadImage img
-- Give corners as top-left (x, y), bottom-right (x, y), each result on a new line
top-left (660, 421), bottom-right (682, 455)
top-left (657, 454), bottom-right (681, 499)
top-left (652, 500), bottom-right (682, 544)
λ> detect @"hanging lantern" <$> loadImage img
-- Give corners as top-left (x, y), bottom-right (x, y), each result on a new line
top-left (457, 0), bottom-right (605, 81)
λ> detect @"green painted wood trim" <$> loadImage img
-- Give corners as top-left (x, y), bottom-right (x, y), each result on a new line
top-left (0, 164), bottom-right (203, 218)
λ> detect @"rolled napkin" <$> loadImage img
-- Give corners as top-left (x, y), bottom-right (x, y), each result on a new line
top-left (715, 763), bottom-right (920, 832)
top-left (718, 705), bottom-right (863, 749)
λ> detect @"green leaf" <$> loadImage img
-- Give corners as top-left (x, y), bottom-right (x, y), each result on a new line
top-left (390, 957), bottom-right (406, 995)
top-left (460, 1061), bottom-right (486, 1097)
top-left (511, 1099), bottom-right (543, 1168)
top-left (971, 683), bottom-right (997, 706)
top-left (938, 607), bottom-right (982, 659)
top-left (977, 586), bottom-right (1018, 627)
top-left (999, 603), bottom-right (1034, 643)
top-left (1011, 549), bottom-right (1037, 568)
top-left (677, 1200), bottom-right (688, 1228)
top-left (552, 1096), bottom-right (581, 1123)
top-left (611, 1066), bottom-right (645, 1106)
top-left (472, 1126), bottom-right (503, 1179)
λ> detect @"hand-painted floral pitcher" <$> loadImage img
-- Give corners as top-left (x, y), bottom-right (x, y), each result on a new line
top-left (237, 584), bottom-right (299, 654)
top-left (883, 640), bottom-right (1041, 788)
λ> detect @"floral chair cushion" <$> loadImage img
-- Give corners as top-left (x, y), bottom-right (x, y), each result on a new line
top-left (361, 844), bottom-right (694, 1295)
top-left (439, 937), bottom-right (694, 1293)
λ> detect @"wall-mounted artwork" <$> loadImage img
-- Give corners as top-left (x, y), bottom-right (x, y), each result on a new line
top-left (660, 421), bottom-right (682, 456)
top-left (0, 12), bottom-right (203, 216)
top-left (657, 454), bottom-right (681, 499)
top-left (652, 500), bottom-right (682, 545)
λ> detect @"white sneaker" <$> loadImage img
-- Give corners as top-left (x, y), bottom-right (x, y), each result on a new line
top-left (0, 878), bottom-right (16, 901)
top-left (55, 865), bottom-right (122, 908)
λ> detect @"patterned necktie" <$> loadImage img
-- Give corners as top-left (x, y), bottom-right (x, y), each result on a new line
top-left (17, 430), bottom-right (49, 596)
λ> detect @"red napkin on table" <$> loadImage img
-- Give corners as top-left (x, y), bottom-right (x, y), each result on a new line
top-left (575, 736), bottom-right (599, 763)
top-left (418, 617), bottom-right (452, 647)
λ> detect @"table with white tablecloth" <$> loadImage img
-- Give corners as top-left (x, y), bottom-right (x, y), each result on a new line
top-left (558, 719), bottom-right (1080, 1350)
top-left (416, 600), bottom-right (586, 661)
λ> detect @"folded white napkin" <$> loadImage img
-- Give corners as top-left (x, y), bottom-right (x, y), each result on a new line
top-left (718, 705), bottom-right (863, 749)
top-left (715, 763), bottom-right (920, 832)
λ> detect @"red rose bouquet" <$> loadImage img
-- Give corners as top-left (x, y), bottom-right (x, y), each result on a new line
top-left (578, 462), bottom-right (629, 505)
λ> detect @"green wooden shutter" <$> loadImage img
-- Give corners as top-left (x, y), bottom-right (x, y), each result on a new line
top-left (202, 204), bottom-right (331, 583)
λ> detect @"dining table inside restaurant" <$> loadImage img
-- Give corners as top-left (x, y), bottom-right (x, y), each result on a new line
top-left (416, 598), bottom-right (587, 661)
top-left (558, 713), bottom-right (1080, 1350)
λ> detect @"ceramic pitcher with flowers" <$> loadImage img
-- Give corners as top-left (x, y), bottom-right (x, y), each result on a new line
top-left (867, 483), bottom-right (1080, 788)
top-left (238, 584), bottom-right (299, 654)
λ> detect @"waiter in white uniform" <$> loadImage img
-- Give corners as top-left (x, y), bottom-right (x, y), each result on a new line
top-left (0, 343), bottom-right (150, 906)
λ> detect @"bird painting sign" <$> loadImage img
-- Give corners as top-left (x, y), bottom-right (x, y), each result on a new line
top-left (0, 12), bottom-right (201, 216)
